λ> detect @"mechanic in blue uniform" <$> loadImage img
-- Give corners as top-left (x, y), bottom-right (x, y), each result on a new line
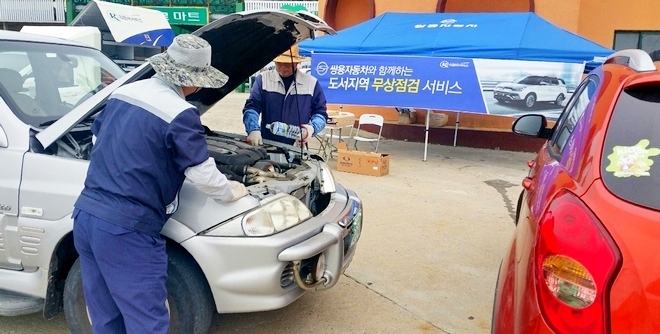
top-left (72, 34), bottom-right (248, 334)
top-left (243, 44), bottom-right (328, 146)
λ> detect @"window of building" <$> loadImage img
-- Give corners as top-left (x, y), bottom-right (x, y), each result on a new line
top-left (614, 31), bottom-right (660, 53)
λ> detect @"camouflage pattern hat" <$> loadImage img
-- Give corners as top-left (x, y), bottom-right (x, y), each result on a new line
top-left (148, 34), bottom-right (228, 89)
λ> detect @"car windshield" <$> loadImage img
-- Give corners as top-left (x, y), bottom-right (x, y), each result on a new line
top-left (601, 85), bottom-right (660, 210)
top-left (0, 40), bottom-right (126, 127)
top-left (514, 76), bottom-right (542, 85)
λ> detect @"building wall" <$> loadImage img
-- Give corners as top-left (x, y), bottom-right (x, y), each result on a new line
top-left (534, 0), bottom-right (660, 49)
top-left (317, 0), bottom-right (660, 126)
top-left (321, 0), bottom-right (660, 56)
top-left (442, 0), bottom-right (532, 13)
top-left (374, 0), bottom-right (437, 16)
top-left (533, 0), bottom-right (581, 33)
top-left (332, 0), bottom-right (373, 31)
top-left (575, 0), bottom-right (660, 49)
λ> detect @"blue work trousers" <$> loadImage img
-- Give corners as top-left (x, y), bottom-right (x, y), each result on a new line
top-left (73, 209), bottom-right (168, 334)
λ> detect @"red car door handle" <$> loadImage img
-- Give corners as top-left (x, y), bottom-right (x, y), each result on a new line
top-left (522, 177), bottom-right (534, 190)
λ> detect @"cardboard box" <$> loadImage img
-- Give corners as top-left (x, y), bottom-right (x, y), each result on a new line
top-left (397, 112), bottom-right (415, 125)
top-left (429, 113), bottom-right (448, 127)
top-left (335, 142), bottom-right (390, 177)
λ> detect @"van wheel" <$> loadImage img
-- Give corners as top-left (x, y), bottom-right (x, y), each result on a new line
top-left (63, 247), bottom-right (214, 334)
top-left (554, 94), bottom-right (564, 106)
top-left (524, 94), bottom-right (536, 109)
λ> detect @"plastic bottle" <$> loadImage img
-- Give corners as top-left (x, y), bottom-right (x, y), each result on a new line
top-left (266, 121), bottom-right (309, 140)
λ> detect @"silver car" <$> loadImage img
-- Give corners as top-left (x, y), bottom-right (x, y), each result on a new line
top-left (0, 10), bottom-right (362, 333)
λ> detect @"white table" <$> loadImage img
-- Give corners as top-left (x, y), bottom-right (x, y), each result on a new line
top-left (316, 114), bottom-right (355, 159)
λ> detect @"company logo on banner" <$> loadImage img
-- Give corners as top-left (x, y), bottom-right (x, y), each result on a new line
top-left (107, 11), bottom-right (143, 23)
top-left (311, 53), bottom-right (487, 113)
top-left (94, 0), bottom-right (174, 47)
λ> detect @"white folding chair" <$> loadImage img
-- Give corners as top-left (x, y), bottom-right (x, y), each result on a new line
top-left (350, 114), bottom-right (384, 153)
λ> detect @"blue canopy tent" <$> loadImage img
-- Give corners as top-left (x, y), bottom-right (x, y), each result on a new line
top-left (299, 12), bottom-right (613, 160)
top-left (299, 12), bottom-right (612, 72)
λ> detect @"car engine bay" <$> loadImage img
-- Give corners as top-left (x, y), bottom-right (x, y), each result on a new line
top-left (32, 122), bottom-right (332, 215)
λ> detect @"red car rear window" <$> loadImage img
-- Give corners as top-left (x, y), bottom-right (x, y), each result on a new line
top-left (601, 86), bottom-right (660, 210)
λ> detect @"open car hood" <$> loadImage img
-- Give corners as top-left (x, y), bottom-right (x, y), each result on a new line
top-left (36, 10), bottom-right (335, 149)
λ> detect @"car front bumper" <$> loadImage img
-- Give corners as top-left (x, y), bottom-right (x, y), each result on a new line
top-left (180, 183), bottom-right (362, 313)
top-left (494, 90), bottom-right (521, 101)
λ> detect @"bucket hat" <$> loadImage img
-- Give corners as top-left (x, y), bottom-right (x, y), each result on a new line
top-left (148, 34), bottom-right (228, 89)
top-left (273, 45), bottom-right (307, 63)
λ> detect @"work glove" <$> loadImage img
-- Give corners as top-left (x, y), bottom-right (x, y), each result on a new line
top-left (247, 130), bottom-right (263, 146)
top-left (300, 124), bottom-right (314, 144)
top-left (228, 181), bottom-right (249, 202)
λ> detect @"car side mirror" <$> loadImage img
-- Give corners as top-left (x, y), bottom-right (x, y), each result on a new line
top-left (512, 114), bottom-right (550, 138)
top-left (0, 125), bottom-right (8, 148)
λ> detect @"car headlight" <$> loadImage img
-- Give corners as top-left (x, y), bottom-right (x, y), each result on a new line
top-left (203, 193), bottom-right (313, 237)
top-left (512, 86), bottom-right (525, 91)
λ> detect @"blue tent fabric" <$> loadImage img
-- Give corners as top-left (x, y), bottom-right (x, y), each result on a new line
top-left (299, 12), bottom-right (613, 72)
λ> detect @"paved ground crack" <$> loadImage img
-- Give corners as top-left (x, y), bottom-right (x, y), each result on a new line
top-left (484, 179), bottom-right (518, 221)
top-left (344, 274), bottom-right (452, 334)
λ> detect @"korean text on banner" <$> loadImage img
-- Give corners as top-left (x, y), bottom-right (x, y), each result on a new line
top-left (93, 0), bottom-right (174, 47)
top-left (311, 53), bottom-right (487, 113)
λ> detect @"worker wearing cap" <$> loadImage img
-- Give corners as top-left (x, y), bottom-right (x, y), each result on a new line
top-left (242, 44), bottom-right (328, 146)
top-left (72, 34), bottom-right (248, 333)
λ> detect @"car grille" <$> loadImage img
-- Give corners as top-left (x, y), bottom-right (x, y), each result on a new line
top-left (281, 257), bottom-right (319, 288)
top-left (280, 262), bottom-right (295, 288)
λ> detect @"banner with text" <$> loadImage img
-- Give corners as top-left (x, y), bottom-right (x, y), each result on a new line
top-left (311, 53), bottom-right (586, 119)
top-left (311, 53), bottom-right (487, 113)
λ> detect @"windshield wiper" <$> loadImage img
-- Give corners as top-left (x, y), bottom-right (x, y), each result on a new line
top-left (39, 119), bottom-right (58, 127)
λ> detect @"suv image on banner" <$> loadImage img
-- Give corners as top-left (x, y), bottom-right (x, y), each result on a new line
top-left (493, 75), bottom-right (568, 109)
top-left (0, 10), bottom-right (362, 334)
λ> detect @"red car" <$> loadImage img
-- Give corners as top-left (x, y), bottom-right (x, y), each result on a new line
top-left (492, 49), bottom-right (660, 333)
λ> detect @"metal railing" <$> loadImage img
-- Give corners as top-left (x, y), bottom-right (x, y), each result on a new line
top-left (244, 1), bottom-right (318, 15)
top-left (0, 0), bottom-right (66, 23)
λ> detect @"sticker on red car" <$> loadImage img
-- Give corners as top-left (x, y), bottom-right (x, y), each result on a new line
top-left (605, 139), bottom-right (660, 177)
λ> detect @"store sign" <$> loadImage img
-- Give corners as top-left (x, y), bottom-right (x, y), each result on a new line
top-left (150, 7), bottom-right (208, 26)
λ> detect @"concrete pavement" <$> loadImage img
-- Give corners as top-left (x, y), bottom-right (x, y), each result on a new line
top-left (0, 92), bottom-right (536, 333)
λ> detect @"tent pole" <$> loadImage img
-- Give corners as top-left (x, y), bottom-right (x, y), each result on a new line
top-left (453, 113), bottom-right (460, 147)
top-left (423, 109), bottom-right (430, 161)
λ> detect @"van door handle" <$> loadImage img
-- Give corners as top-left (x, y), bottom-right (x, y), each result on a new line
top-left (522, 177), bottom-right (534, 190)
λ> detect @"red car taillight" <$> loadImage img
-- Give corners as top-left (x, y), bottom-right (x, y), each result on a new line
top-left (535, 191), bottom-right (621, 333)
